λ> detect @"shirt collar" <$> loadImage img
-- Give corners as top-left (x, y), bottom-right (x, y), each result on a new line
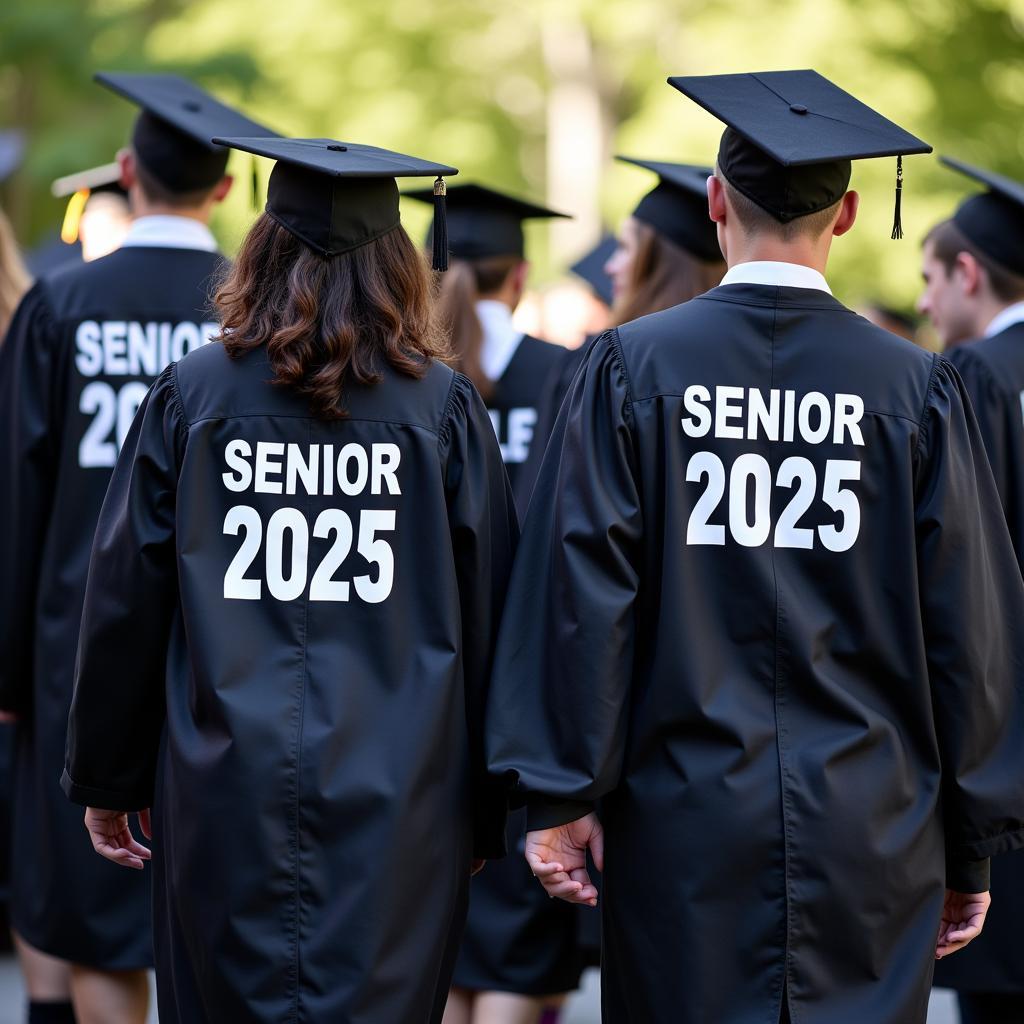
top-left (720, 260), bottom-right (832, 295)
top-left (120, 215), bottom-right (219, 253)
top-left (984, 300), bottom-right (1024, 338)
top-left (476, 300), bottom-right (524, 381)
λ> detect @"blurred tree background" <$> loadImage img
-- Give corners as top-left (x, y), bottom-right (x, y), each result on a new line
top-left (2, 0), bottom-right (1023, 311)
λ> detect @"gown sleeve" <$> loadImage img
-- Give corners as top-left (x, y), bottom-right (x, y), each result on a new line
top-left (62, 364), bottom-right (187, 811)
top-left (0, 283), bottom-right (62, 713)
top-left (915, 356), bottom-right (1024, 889)
top-left (945, 346), bottom-right (1015, 519)
top-left (486, 331), bottom-right (643, 830)
top-left (440, 372), bottom-right (520, 858)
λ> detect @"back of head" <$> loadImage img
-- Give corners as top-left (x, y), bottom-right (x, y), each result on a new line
top-left (434, 255), bottom-right (521, 400)
top-left (720, 173), bottom-right (844, 246)
top-left (613, 221), bottom-right (724, 326)
top-left (215, 213), bottom-right (445, 418)
top-left (925, 217), bottom-right (1024, 305)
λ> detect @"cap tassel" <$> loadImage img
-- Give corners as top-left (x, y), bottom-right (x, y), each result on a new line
top-left (60, 188), bottom-right (90, 245)
top-left (891, 155), bottom-right (903, 241)
top-left (251, 157), bottom-right (260, 210)
top-left (432, 176), bottom-right (449, 272)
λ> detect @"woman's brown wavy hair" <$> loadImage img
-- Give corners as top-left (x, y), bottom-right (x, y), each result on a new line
top-left (612, 219), bottom-right (725, 327)
top-left (215, 214), bottom-right (447, 418)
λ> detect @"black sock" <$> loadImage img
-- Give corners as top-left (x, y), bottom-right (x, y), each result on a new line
top-left (28, 1000), bottom-right (77, 1024)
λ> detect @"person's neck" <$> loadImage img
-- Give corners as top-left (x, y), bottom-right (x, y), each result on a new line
top-left (725, 236), bottom-right (831, 277)
top-left (477, 292), bottom-right (516, 314)
top-left (970, 294), bottom-right (1017, 339)
top-left (131, 206), bottom-right (209, 224)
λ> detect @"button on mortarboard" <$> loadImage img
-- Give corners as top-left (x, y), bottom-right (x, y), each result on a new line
top-left (617, 157), bottom-right (721, 262)
top-left (213, 136), bottom-right (457, 267)
top-left (941, 156), bottom-right (1024, 276)
top-left (95, 72), bottom-right (277, 193)
top-left (405, 183), bottom-right (570, 262)
top-left (668, 70), bottom-right (931, 234)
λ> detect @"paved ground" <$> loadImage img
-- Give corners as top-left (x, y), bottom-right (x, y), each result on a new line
top-left (0, 959), bottom-right (961, 1023)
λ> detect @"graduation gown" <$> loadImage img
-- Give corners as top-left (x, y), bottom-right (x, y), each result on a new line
top-left (453, 328), bottom-right (583, 996)
top-left (0, 244), bottom-right (224, 968)
top-left (62, 343), bottom-right (517, 1024)
top-left (487, 284), bottom-right (1024, 1024)
top-left (933, 318), bottom-right (1024, 995)
top-left (486, 333), bottom-right (565, 514)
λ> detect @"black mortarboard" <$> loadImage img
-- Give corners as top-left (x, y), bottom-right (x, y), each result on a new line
top-left (95, 72), bottom-right (276, 194)
top-left (213, 137), bottom-right (457, 268)
top-left (617, 157), bottom-right (721, 261)
top-left (668, 71), bottom-right (931, 238)
top-left (51, 162), bottom-right (129, 244)
top-left (570, 235), bottom-right (616, 306)
top-left (0, 131), bottom-right (24, 183)
top-left (405, 183), bottom-right (570, 262)
top-left (940, 157), bottom-right (1024, 277)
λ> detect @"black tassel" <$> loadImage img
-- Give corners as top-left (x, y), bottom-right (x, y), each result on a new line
top-left (251, 157), bottom-right (259, 210)
top-left (891, 155), bottom-right (903, 241)
top-left (432, 176), bottom-right (449, 272)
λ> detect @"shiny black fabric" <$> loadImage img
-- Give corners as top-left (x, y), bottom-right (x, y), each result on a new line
top-left (63, 343), bottom-right (517, 1023)
top-left (486, 335), bottom-right (565, 514)
top-left (934, 322), bottom-right (1024, 994)
top-left (453, 332), bottom-right (582, 995)
top-left (0, 247), bottom-right (223, 967)
top-left (488, 285), bottom-right (1024, 1024)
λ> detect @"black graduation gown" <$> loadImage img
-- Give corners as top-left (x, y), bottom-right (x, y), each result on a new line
top-left (453, 330), bottom-right (583, 996)
top-left (0, 246), bottom-right (224, 968)
top-left (62, 343), bottom-right (517, 1024)
top-left (933, 321), bottom-right (1024, 996)
top-left (487, 284), bottom-right (1024, 1024)
top-left (486, 334), bottom-right (565, 514)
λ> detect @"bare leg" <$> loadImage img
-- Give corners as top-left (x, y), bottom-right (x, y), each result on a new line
top-left (12, 932), bottom-right (72, 1001)
top-left (472, 991), bottom-right (548, 1024)
top-left (69, 966), bottom-right (148, 1024)
top-left (443, 987), bottom-right (474, 1024)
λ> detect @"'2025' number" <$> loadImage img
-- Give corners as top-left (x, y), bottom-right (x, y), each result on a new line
top-left (686, 452), bottom-right (861, 551)
top-left (223, 506), bottom-right (395, 603)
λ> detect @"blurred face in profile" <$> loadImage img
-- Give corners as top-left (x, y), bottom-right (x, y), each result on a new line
top-left (917, 238), bottom-right (976, 348)
top-left (80, 194), bottom-right (132, 263)
top-left (605, 217), bottom-right (640, 304)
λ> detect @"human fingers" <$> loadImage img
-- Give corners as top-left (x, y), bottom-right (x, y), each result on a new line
top-left (543, 878), bottom-right (584, 900)
top-left (0, 711), bottom-right (19, 724)
top-left (91, 836), bottom-right (147, 870)
top-left (138, 808), bottom-right (152, 840)
top-left (524, 850), bottom-right (565, 877)
top-left (588, 822), bottom-right (605, 872)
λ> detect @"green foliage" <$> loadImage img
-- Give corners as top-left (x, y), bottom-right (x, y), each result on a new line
top-left (2, 0), bottom-right (1023, 307)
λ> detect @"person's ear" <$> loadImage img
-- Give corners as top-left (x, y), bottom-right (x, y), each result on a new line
top-left (953, 251), bottom-right (982, 297)
top-left (514, 260), bottom-right (530, 292)
top-left (211, 175), bottom-right (233, 203)
top-left (707, 174), bottom-right (727, 225)
top-left (831, 191), bottom-right (859, 237)
top-left (117, 148), bottom-right (136, 191)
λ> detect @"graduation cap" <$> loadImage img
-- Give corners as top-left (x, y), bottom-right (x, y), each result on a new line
top-left (405, 183), bottom-right (570, 262)
top-left (668, 70), bottom-right (932, 238)
top-left (95, 72), bottom-right (276, 199)
top-left (570, 235), bottom-right (616, 306)
top-left (51, 162), bottom-right (128, 245)
top-left (940, 157), bottom-right (1024, 277)
top-left (0, 131), bottom-right (24, 183)
top-left (213, 136), bottom-right (457, 268)
top-left (617, 157), bottom-right (721, 261)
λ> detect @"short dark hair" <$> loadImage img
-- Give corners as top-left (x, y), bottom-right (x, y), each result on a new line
top-left (134, 156), bottom-right (220, 210)
top-left (720, 171), bottom-right (842, 242)
top-left (923, 219), bottom-right (1024, 303)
